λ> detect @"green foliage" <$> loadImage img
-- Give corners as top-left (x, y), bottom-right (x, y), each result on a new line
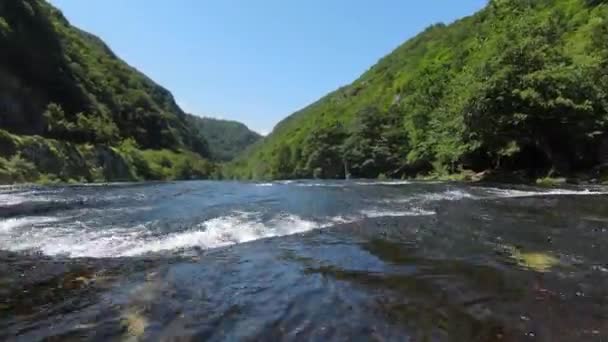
top-left (37, 173), bottom-right (61, 185)
top-left (229, 0), bottom-right (608, 181)
top-left (0, 17), bottom-right (11, 37)
top-left (585, 0), bottom-right (608, 6)
top-left (75, 112), bottom-right (120, 143)
top-left (0, 129), bottom-right (217, 184)
top-left (43, 103), bottom-right (69, 135)
top-left (7, 154), bottom-right (38, 180)
top-left (0, 154), bottom-right (39, 183)
top-left (116, 138), bottom-right (150, 180)
top-left (139, 149), bottom-right (216, 181)
top-left (186, 115), bottom-right (261, 161)
top-left (0, 129), bottom-right (18, 156)
top-left (343, 106), bottom-right (409, 178)
top-left (302, 122), bottom-right (348, 179)
top-left (0, 0), bottom-right (235, 183)
top-left (536, 176), bottom-right (567, 187)
top-left (0, 0), bottom-right (210, 158)
top-left (115, 138), bottom-right (216, 181)
top-left (43, 103), bottom-right (120, 144)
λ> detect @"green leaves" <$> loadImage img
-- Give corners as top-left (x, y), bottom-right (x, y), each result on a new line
top-left (0, 17), bottom-right (11, 37)
top-left (342, 106), bottom-right (409, 178)
top-left (302, 123), bottom-right (347, 179)
top-left (1, 0), bottom-right (213, 161)
top-left (186, 115), bottom-right (261, 162)
top-left (42, 103), bottom-right (119, 144)
top-left (231, 0), bottom-right (608, 180)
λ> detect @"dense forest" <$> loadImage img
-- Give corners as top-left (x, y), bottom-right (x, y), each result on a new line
top-left (187, 115), bottom-right (262, 162)
top-left (2, 0), bottom-right (607, 184)
top-left (227, 0), bottom-right (608, 183)
top-left (0, 0), bottom-right (258, 183)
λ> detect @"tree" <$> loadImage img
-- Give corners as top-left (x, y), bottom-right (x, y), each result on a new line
top-left (464, 20), bottom-right (606, 174)
top-left (303, 122), bottom-right (347, 178)
top-left (343, 106), bottom-right (409, 178)
top-left (270, 144), bottom-right (293, 179)
top-left (75, 112), bottom-right (120, 143)
top-left (43, 103), bottom-right (74, 138)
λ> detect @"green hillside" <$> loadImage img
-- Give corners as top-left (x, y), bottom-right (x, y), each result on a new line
top-left (187, 115), bottom-right (262, 161)
top-left (0, 0), bottom-right (216, 183)
top-left (227, 0), bottom-right (608, 182)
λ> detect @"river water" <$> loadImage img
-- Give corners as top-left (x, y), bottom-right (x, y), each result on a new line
top-left (0, 180), bottom-right (607, 341)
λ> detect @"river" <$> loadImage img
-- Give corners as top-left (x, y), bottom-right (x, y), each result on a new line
top-left (1, 180), bottom-right (607, 341)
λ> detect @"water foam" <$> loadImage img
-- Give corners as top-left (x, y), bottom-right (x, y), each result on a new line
top-left (3, 184), bottom-right (603, 258)
top-left (381, 189), bottom-right (477, 204)
top-left (122, 213), bottom-right (321, 256)
top-left (2, 206), bottom-right (440, 258)
top-left (0, 220), bottom-right (144, 257)
top-left (122, 209), bottom-right (437, 256)
top-left (0, 193), bottom-right (32, 206)
top-left (421, 189), bottom-right (477, 201)
top-left (0, 216), bottom-right (60, 232)
top-left (294, 183), bottom-right (344, 188)
top-left (483, 187), bottom-right (608, 198)
top-left (355, 180), bottom-right (412, 186)
top-left (360, 208), bottom-right (435, 218)
top-left (0, 212), bottom-right (330, 258)
top-left (383, 187), bottom-right (607, 205)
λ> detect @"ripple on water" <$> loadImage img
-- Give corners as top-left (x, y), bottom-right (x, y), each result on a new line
top-left (0, 216), bottom-right (61, 233)
top-left (1, 181), bottom-right (608, 341)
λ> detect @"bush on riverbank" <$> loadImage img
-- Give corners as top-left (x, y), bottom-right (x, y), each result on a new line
top-left (0, 129), bottom-right (217, 184)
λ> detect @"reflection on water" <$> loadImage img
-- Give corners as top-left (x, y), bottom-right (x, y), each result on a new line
top-left (508, 249), bottom-right (559, 273)
top-left (0, 181), bottom-right (607, 341)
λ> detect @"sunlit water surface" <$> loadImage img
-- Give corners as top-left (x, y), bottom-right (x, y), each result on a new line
top-left (1, 180), bottom-right (607, 341)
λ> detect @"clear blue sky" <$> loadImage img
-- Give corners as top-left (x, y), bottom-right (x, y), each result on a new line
top-left (49, 0), bottom-right (487, 135)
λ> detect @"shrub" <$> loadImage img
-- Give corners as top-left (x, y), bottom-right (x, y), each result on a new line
top-left (0, 154), bottom-right (39, 183)
top-left (536, 176), bottom-right (567, 187)
top-left (0, 129), bottom-right (18, 157)
top-left (38, 173), bottom-right (61, 185)
top-left (0, 17), bottom-right (12, 37)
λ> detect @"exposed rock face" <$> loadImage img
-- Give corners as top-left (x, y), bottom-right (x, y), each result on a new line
top-left (20, 139), bottom-right (65, 175)
top-left (94, 146), bottom-right (133, 181)
top-left (0, 130), bottom-right (139, 183)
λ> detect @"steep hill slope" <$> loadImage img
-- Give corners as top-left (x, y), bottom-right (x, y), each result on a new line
top-left (0, 0), bottom-right (215, 183)
top-left (187, 115), bottom-right (262, 161)
top-left (228, 0), bottom-right (608, 182)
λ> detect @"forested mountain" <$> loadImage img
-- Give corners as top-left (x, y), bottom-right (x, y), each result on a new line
top-left (227, 0), bottom-right (608, 182)
top-left (0, 0), bottom-right (219, 183)
top-left (187, 115), bottom-right (262, 161)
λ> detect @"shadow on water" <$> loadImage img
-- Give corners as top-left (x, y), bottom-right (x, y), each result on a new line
top-left (300, 238), bottom-right (519, 341)
top-left (0, 251), bottom-right (178, 341)
top-left (298, 203), bottom-right (608, 341)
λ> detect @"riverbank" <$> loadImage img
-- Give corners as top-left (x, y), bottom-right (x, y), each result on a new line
top-left (0, 130), bottom-right (218, 184)
top-left (2, 126), bottom-right (606, 187)
top-left (415, 168), bottom-right (608, 187)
